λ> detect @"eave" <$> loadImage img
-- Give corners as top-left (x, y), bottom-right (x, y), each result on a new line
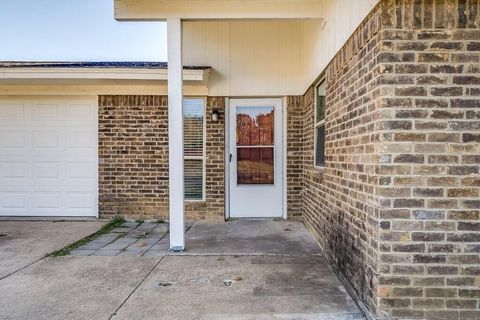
top-left (114, 0), bottom-right (325, 21)
top-left (0, 67), bottom-right (210, 82)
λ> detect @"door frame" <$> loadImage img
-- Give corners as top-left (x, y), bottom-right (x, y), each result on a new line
top-left (224, 97), bottom-right (287, 220)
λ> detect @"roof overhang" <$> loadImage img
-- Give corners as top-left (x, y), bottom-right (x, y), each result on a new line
top-left (114, 0), bottom-right (325, 21)
top-left (0, 67), bottom-right (209, 82)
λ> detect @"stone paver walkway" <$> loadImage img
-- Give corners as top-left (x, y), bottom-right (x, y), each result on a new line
top-left (71, 221), bottom-right (194, 257)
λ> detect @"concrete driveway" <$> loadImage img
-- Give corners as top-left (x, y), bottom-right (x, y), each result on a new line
top-left (0, 220), bottom-right (365, 320)
top-left (0, 220), bottom-right (105, 279)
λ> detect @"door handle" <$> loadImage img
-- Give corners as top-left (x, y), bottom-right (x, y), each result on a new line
top-left (229, 153), bottom-right (232, 163)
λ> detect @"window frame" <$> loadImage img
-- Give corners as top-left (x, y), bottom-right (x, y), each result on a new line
top-left (313, 77), bottom-right (326, 170)
top-left (183, 96), bottom-right (207, 202)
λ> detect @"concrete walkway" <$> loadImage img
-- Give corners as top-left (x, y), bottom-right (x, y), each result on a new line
top-left (0, 220), bottom-right (365, 320)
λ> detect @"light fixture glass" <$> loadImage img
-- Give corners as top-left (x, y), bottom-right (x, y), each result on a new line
top-left (211, 108), bottom-right (220, 122)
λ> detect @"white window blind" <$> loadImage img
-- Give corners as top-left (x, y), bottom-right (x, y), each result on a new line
top-left (183, 98), bottom-right (205, 201)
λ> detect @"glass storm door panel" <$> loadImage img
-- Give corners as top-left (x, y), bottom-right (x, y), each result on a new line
top-left (236, 106), bottom-right (275, 185)
top-left (229, 99), bottom-right (283, 218)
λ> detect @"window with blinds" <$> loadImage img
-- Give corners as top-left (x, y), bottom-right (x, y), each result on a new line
top-left (314, 79), bottom-right (326, 168)
top-left (183, 98), bottom-right (205, 201)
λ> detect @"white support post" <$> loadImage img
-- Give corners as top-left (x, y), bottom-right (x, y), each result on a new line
top-left (167, 18), bottom-right (185, 251)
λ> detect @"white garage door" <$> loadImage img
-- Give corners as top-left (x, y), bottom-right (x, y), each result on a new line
top-left (0, 98), bottom-right (98, 217)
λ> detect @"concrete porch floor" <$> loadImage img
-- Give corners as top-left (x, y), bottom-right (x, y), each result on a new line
top-left (0, 220), bottom-right (365, 320)
top-left (69, 220), bottom-right (323, 257)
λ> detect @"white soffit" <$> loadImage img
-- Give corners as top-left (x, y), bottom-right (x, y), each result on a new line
top-left (114, 0), bottom-right (325, 20)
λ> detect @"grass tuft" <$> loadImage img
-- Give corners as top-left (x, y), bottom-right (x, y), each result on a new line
top-left (47, 216), bottom-right (126, 257)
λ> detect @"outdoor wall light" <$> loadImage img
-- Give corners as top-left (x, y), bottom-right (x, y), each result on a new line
top-left (211, 108), bottom-right (220, 123)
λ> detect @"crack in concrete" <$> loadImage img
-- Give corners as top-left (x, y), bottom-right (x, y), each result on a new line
top-left (0, 257), bottom-right (45, 281)
top-left (108, 256), bottom-right (166, 320)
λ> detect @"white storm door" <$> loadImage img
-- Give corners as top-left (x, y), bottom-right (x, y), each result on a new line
top-left (229, 99), bottom-right (283, 218)
top-left (0, 98), bottom-right (98, 217)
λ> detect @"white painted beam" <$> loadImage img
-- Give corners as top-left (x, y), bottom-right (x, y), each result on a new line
top-left (115, 0), bottom-right (325, 20)
top-left (167, 18), bottom-right (185, 251)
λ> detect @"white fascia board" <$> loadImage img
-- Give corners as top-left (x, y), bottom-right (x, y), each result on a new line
top-left (0, 68), bottom-right (208, 81)
top-left (114, 0), bottom-right (325, 20)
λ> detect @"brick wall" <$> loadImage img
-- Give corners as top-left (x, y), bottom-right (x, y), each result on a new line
top-left (375, 1), bottom-right (480, 319)
top-left (296, 0), bottom-right (480, 319)
top-left (98, 95), bottom-right (225, 221)
top-left (297, 6), bottom-right (383, 314)
top-left (98, 96), bottom-right (169, 220)
top-left (286, 96), bottom-right (304, 219)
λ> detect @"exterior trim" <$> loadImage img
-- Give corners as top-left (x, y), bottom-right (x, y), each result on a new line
top-left (0, 67), bottom-right (209, 82)
top-left (224, 97), bottom-right (231, 220)
top-left (282, 97), bottom-right (288, 220)
top-left (313, 75), bottom-right (326, 171)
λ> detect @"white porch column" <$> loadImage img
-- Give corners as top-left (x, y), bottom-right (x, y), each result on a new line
top-left (167, 17), bottom-right (185, 251)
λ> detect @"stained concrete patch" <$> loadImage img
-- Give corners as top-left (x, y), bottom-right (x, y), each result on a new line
top-left (0, 221), bottom-right (105, 279)
top-left (111, 256), bottom-right (364, 320)
top-left (0, 256), bottom-right (160, 320)
top-left (182, 220), bottom-right (322, 255)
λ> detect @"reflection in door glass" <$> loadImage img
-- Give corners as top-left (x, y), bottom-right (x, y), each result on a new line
top-left (236, 106), bottom-right (274, 184)
top-left (237, 147), bottom-right (274, 184)
top-left (236, 106), bottom-right (274, 146)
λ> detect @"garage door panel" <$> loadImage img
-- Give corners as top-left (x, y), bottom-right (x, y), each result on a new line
top-left (32, 131), bottom-right (62, 153)
top-left (32, 192), bottom-right (61, 211)
top-left (66, 192), bottom-right (96, 209)
top-left (32, 162), bottom-right (62, 182)
top-left (0, 102), bottom-right (29, 123)
top-left (0, 191), bottom-right (29, 212)
top-left (66, 162), bottom-right (96, 182)
top-left (0, 98), bottom-right (98, 217)
top-left (66, 131), bottom-right (96, 150)
top-left (0, 130), bottom-right (29, 155)
top-left (0, 161), bottom-right (29, 183)
top-left (31, 103), bottom-right (64, 122)
top-left (65, 103), bottom-right (96, 121)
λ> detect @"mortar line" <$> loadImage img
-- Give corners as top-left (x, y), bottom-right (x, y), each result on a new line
top-left (108, 256), bottom-right (166, 320)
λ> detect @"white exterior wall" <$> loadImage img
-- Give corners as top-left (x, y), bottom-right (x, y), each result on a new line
top-left (182, 0), bottom-right (379, 96)
top-left (302, 0), bottom-right (379, 88)
top-left (183, 20), bottom-right (305, 96)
